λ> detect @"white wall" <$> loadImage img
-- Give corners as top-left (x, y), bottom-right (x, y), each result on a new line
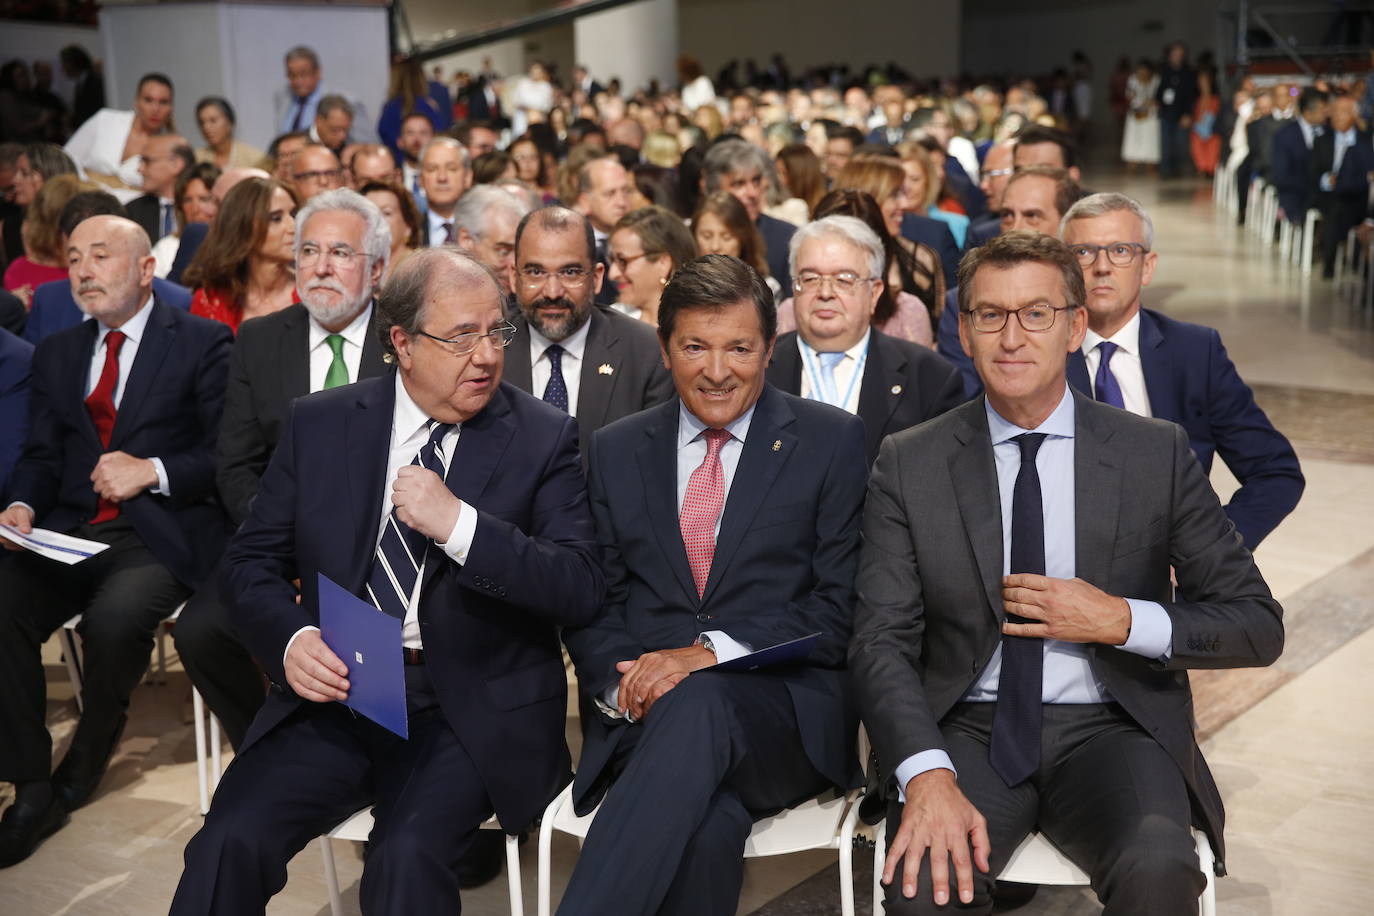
top-left (0, 21), bottom-right (100, 107)
top-left (575, 0), bottom-right (677, 94)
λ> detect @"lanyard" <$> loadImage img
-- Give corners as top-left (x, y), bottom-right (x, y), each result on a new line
top-left (800, 338), bottom-right (867, 411)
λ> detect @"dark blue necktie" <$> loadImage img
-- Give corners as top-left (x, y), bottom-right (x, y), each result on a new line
top-left (990, 432), bottom-right (1046, 788)
top-left (1093, 341), bottom-right (1126, 409)
top-left (160, 202), bottom-right (175, 240)
top-left (542, 344), bottom-right (569, 413)
top-left (365, 420), bottom-right (453, 619)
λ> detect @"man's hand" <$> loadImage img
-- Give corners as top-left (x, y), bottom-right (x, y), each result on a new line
top-left (884, 769), bottom-right (990, 905)
top-left (1001, 574), bottom-right (1131, 645)
top-left (284, 630), bottom-right (350, 703)
top-left (391, 465), bottom-right (461, 543)
top-left (0, 504), bottom-right (34, 551)
top-left (90, 451), bottom-right (159, 502)
top-left (614, 645), bottom-right (716, 720)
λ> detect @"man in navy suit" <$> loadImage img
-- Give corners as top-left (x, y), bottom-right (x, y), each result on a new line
top-left (558, 255), bottom-right (868, 915)
top-left (0, 327), bottom-right (33, 499)
top-left (1060, 193), bottom-right (1303, 549)
top-left (1310, 95), bottom-right (1374, 277)
top-left (1271, 87), bottom-right (1329, 225)
top-left (171, 248), bottom-right (604, 913)
top-left (0, 216), bottom-right (232, 867)
top-left (702, 138), bottom-right (797, 288)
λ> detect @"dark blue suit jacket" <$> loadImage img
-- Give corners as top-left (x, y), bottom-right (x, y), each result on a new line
top-left (10, 299), bottom-right (232, 586)
top-left (23, 276), bottom-right (191, 345)
top-left (1066, 308), bottom-right (1303, 549)
top-left (1270, 120), bottom-right (1316, 222)
top-left (757, 213), bottom-right (797, 290)
top-left (223, 375), bottom-right (605, 832)
top-left (0, 328), bottom-right (34, 500)
top-left (936, 287), bottom-right (979, 399)
top-left (168, 221), bottom-right (209, 285)
top-left (901, 213), bottom-right (963, 290)
top-left (564, 386), bottom-right (868, 812)
top-left (965, 213), bottom-right (1001, 250)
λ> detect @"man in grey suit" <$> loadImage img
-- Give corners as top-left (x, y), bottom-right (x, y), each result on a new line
top-left (504, 206), bottom-right (674, 457)
top-left (850, 232), bottom-right (1284, 914)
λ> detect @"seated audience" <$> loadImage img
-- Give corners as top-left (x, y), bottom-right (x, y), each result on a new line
top-left (452, 184), bottom-right (531, 299)
top-left (193, 97), bottom-right (264, 171)
top-left (6, 174), bottom-right (98, 306)
top-left (3, 143), bottom-right (77, 272)
top-left (607, 205), bottom-right (697, 325)
top-left (691, 190), bottom-right (780, 296)
top-left (288, 144), bottom-right (343, 202)
top-left (377, 58), bottom-right (448, 160)
top-left (151, 162), bottom-right (220, 277)
top-left (1012, 122), bottom-right (1083, 183)
top-left (64, 73), bottom-right (175, 197)
top-left (348, 144), bottom-right (398, 189)
top-left (418, 137), bottom-right (471, 246)
top-left (774, 143), bottom-right (825, 219)
top-left (274, 45), bottom-right (376, 145)
top-left (472, 149), bottom-right (515, 185)
top-left (0, 326), bottom-right (32, 498)
top-left (1310, 95), bottom-right (1373, 277)
top-left (908, 136), bottom-right (972, 246)
top-left (127, 133), bottom-right (194, 245)
top-left (702, 138), bottom-right (796, 285)
top-left (360, 179), bottom-right (422, 280)
top-left (265, 131), bottom-right (310, 186)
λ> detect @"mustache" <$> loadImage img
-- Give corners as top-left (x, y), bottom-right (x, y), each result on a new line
top-left (305, 279), bottom-right (348, 295)
top-left (77, 282), bottom-right (105, 295)
top-left (531, 295), bottom-right (577, 311)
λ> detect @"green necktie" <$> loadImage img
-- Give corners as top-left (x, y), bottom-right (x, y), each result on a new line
top-left (323, 334), bottom-right (349, 389)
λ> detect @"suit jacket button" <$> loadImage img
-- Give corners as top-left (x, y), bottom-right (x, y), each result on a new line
top-left (696, 613), bottom-right (710, 623)
top-left (498, 586), bottom-right (507, 597)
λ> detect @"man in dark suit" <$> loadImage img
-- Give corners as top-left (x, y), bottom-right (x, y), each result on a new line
top-left (851, 232), bottom-right (1284, 914)
top-left (1271, 86), bottom-right (1330, 224)
top-left (1236, 91), bottom-right (1282, 225)
top-left (702, 138), bottom-right (797, 286)
top-left (0, 327), bottom-right (33, 499)
top-left (1155, 42), bottom-right (1199, 179)
top-left (572, 155), bottom-right (631, 307)
top-left (0, 216), bottom-right (232, 867)
top-left (504, 206), bottom-right (673, 456)
top-left (175, 188), bottom-right (391, 752)
top-left (765, 215), bottom-right (963, 464)
top-left (126, 134), bottom-right (194, 245)
top-left (964, 141), bottom-right (1015, 250)
top-left (418, 137), bottom-right (471, 248)
top-left (558, 255), bottom-right (868, 915)
top-left (170, 248), bottom-right (604, 912)
top-left (1310, 95), bottom-right (1374, 277)
top-left (1061, 193), bottom-right (1303, 549)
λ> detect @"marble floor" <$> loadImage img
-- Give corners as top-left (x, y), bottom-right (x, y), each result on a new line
top-left (2, 170), bottom-right (1372, 915)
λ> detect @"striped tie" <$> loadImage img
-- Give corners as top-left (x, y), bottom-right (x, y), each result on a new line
top-left (365, 420), bottom-right (454, 619)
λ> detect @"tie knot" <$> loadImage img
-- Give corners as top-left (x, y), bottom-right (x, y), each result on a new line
top-left (818, 350), bottom-right (846, 370)
top-left (325, 333), bottom-right (345, 357)
top-left (545, 344), bottom-right (564, 366)
top-left (1013, 432), bottom-right (1046, 462)
top-left (1096, 340), bottom-right (1118, 364)
top-left (105, 330), bottom-right (127, 355)
top-left (702, 428), bottom-right (731, 455)
top-left (425, 419), bottom-right (454, 446)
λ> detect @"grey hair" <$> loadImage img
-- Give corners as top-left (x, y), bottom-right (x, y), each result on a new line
top-left (294, 187), bottom-right (392, 273)
top-left (317, 94), bottom-right (353, 120)
top-left (787, 215), bottom-right (884, 285)
top-left (374, 248), bottom-right (503, 362)
top-left (1059, 192), bottom-right (1155, 251)
top-left (419, 136), bottom-right (470, 169)
top-left (452, 185), bottom-right (531, 240)
top-left (284, 46), bottom-right (320, 70)
top-left (701, 138), bottom-right (770, 191)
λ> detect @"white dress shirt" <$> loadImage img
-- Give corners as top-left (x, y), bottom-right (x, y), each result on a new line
top-left (796, 330), bottom-right (870, 415)
top-left (1082, 311), bottom-right (1152, 418)
top-left (529, 318), bottom-right (591, 417)
top-left (1322, 127), bottom-right (1358, 191)
top-left (307, 304), bottom-right (372, 392)
top-left (86, 296), bottom-right (169, 494)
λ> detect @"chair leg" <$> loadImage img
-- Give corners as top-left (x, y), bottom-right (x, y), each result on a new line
top-left (505, 833), bottom-right (524, 916)
top-left (537, 788), bottom-right (571, 916)
top-left (60, 622), bottom-right (84, 713)
top-left (873, 819), bottom-right (886, 916)
top-left (209, 712), bottom-right (223, 793)
top-left (193, 687), bottom-right (210, 816)
top-left (320, 837), bottom-right (344, 916)
top-left (838, 800), bottom-right (860, 916)
top-left (1194, 829), bottom-right (1217, 916)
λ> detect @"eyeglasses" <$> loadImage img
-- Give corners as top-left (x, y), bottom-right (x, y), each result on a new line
top-left (519, 265), bottom-right (591, 288)
top-left (1067, 242), bottom-right (1149, 267)
top-left (963, 305), bottom-right (1071, 333)
top-left (416, 321), bottom-right (518, 355)
top-left (294, 169), bottom-right (342, 184)
top-left (983, 167), bottom-right (1014, 178)
top-left (610, 252), bottom-right (652, 273)
top-left (793, 271), bottom-right (875, 295)
top-left (299, 243), bottom-right (367, 269)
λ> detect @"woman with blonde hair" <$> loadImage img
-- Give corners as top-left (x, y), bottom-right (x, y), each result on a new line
top-left (4, 174), bottom-right (97, 306)
top-left (895, 140), bottom-right (970, 247)
top-left (607, 205), bottom-right (697, 326)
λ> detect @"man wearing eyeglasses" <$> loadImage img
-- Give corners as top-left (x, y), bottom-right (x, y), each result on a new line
top-left (503, 206), bottom-right (672, 460)
top-left (852, 231), bottom-right (1283, 916)
top-left (289, 144), bottom-right (343, 202)
top-left (1060, 192), bottom-right (1303, 550)
top-left (172, 245), bottom-right (604, 913)
top-left (766, 215), bottom-right (963, 465)
top-left (964, 140), bottom-right (1015, 250)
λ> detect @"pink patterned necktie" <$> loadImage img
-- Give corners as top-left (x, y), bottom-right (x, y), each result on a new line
top-left (680, 428), bottom-right (731, 598)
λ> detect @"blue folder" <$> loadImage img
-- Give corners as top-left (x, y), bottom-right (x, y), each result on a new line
top-left (706, 632), bottom-right (822, 672)
top-left (318, 573), bottom-right (408, 739)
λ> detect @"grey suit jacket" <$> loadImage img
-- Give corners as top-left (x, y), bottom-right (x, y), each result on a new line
top-left (848, 391), bottom-right (1284, 869)
top-left (503, 306), bottom-right (674, 458)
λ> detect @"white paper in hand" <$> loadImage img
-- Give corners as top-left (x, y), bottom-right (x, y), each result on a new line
top-left (0, 525), bottom-right (110, 565)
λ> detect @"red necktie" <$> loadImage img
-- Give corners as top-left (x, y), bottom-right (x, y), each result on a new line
top-left (85, 330), bottom-right (126, 524)
top-left (680, 428), bottom-right (731, 598)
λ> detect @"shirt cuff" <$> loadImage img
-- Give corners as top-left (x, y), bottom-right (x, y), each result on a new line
top-left (700, 630), bottom-right (753, 663)
top-left (595, 684), bottom-right (634, 723)
top-left (6, 501), bottom-right (35, 517)
top-left (1117, 598), bottom-right (1173, 660)
top-left (149, 457), bottom-right (170, 496)
top-left (894, 751), bottom-right (958, 802)
top-left (283, 625), bottom-right (321, 673)
top-left (437, 503), bottom-right (477, 565)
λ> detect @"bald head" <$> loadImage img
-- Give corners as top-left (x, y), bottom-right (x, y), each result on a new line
top-left (213, 167), bottom-right (270, 206)
top-left (68, 215), bottom-right (157, 326)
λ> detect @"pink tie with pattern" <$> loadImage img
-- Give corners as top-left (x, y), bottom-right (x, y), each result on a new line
top-left (680, 428), bottom-right (731, 598)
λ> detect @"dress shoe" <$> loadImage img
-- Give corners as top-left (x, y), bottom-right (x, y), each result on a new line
top-left (52, 713), bottom-right (127, 812)
top-left (455, 830), bottom-right (506, 888)
top-left (0, 795), bottom-right (69, 868)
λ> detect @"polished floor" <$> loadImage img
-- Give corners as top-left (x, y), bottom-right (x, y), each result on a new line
top-left (2, 170), bottom-right (1372, 914)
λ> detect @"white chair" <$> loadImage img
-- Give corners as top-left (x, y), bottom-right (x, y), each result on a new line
top-left (320, 808), bottom-right (523, 916)
top-left (871, 820), bottom-right (1216, 915)
top-left (536, 780), bottom-right (864, 916)
top-left (190, 686), bottom-right (224, 816)
top-left (1297, 208), bottom-right (1320, 273)
top-left (59, 602), bottom-right (183, 712)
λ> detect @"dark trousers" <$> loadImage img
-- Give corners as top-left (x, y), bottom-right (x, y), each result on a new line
top-left (881, 703), bottom-right (1205, 916)
top-left (171, 665), bottom-right (492, 915)
top-left (1159, 117), bottom-right (1190, 178)
top-left (173, 575), bottom-right (266, 748)
top-left (557, 671), bottom-right (831, 916)
top-left (0, 520), bottom-right (188, 783)
top-left (1236, 157), bottom-right (1255, 222)
top-left (1316, 191), bottom-right (1369, 274)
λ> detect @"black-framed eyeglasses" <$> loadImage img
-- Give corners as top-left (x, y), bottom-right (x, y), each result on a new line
top-left (293, 168), bottom-right (342, 184)
top-left (415, 321), bottom-right (518, 355)
top-left (1068, 242), bottom-right (1149, 267)
top-left (962, 305), bottom-right (1072, 333)
top-left (519, 265), bottom-right (591, 288)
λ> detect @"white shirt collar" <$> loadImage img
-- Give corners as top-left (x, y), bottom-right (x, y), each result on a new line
top-left (796, 327), bottom-right (871, 362)
top-left (530, 314), bottom-right (592, 363)
top-left (307, 301), bottom-right (374, 352)
top-left (985, 385), bottom-right (1076, 446)
top-left (393, 370), bottom-right (447, 443)
top-left (427, 208), bottom-right (453, 241)
top-left (97, 294), bottom-right (154, 343)
top-left (677, 399), bottom-right (757, 450)
top-left (1082, 309), bottom-right (1142, 358)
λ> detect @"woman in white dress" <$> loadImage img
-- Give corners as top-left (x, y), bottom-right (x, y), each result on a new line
top-left (1121, 61), bottom-right (1161, 171)
top-left (510, 62), bottom-right (554, 138)
top-left (64, 72), bottom-right (175, 201)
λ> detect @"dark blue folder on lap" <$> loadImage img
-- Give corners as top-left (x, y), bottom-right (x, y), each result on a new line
top-left (705, 632), bottom-right (822, 672)
top-left (318, 573), bottom-right (408, 739)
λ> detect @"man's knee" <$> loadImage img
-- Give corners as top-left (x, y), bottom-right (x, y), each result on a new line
top-left (879, 849), bottom-right (995, 916)
top-left (1097, 815), bottom-right (1204, 905)
top-left (643, 670), bottom-right (736, 726)
top-left (172, 593), bottom-right (227, 657)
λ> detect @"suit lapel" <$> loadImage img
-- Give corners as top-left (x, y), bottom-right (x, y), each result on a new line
top-left (765, 333), bottom-right (803, 394)
top-left (1072, 395), bottom-right (1122, 592)
top-left (358, 303), bottom-right (388, 379)
top-left (575, 310), bottom-right (619, 433)
top-left (636, 399), bottom-right (698, 602)
top-left (1066, 348), bottom-right (1091, 398)
top-left (280, 306), bottom-right (310, 402)
top-left (700, 387), bottom-right (796, 604)
top-left (1136, 309), bottom-right (1176, 422)
top-left (343, 374), bottom-right (396, 591)
top-left (109, 301), bottom-right (172, 446)
top-left (505, 320), bottom-right (534, 393)
top-left (947, 402), bottom-right (1004, 621)
top-left (68, 320), bottom-right (102, 447)
top-left (857, 333), bottom-right (904, 460)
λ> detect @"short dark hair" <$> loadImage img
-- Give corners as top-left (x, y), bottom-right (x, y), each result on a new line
top-left (957, 230), bottom-right (1085, 315)
top-left (196, 96), bottom-right (236, 127)
top-left (452, 120), bottom-right (496, 147)
top-left (267, 131), bottom-right (310, 159)
top-left (826, 124), bottom-right (865, 147)
top-left (59, 190), bottom-right (127, 238)
top-left (1002, 165), bottom-right (1084, 221)
top-left (514, 205), bottom-right (596, 266)
top-left (137, 72), bottom-right (174, 96)
top-left (658, 254), bottom-right (776, 347)
top-left (1014, 124), bottom-right (1078, 170)
top-left (1297, 86), bottom-right (1330, 115)
top-left (317, 94), bottom-right (353, 120)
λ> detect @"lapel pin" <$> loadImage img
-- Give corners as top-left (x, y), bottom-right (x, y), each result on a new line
top-left (772, 440), bottom-right (781, 451)
top-left (891, 384), bottom-right (903, 395)
top-left (598, 363), bottom-right (615, 375)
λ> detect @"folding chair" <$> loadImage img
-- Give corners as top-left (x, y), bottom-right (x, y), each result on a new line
top-left (59, 601), bottom-right (184, 712)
